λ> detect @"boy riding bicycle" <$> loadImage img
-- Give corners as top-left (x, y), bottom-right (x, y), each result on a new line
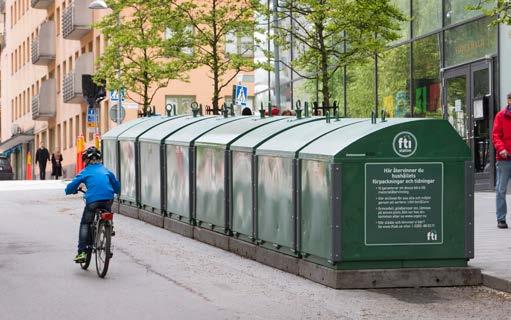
top-left (65, 146), bottom-right (120, 263)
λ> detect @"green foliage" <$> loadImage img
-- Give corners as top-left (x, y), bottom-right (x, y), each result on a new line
top-left (273, 0), bottom-right (406, 108)
top-left (93, 0), bottom-right (194, 114)
top-left (468, 0), bottom-right (511, 25)
top-left (164, 0), bottom-right (270, 111)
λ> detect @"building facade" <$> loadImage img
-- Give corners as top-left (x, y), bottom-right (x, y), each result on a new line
top-left (0, 0), bottom-right (252, 179)
top-left (255, 0), bottom-right (511, 190)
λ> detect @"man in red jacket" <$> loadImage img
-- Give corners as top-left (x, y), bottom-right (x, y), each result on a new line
top-left (493, 92), bottom-right (511, 229)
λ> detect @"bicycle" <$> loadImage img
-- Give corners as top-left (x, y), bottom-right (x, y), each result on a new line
top-left (78, 189), bottom-right (114, 278)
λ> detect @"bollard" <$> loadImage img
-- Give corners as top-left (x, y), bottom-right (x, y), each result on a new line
top-left (191, 102), bottom-right (200, 117)
top-left (381, 110), bottom-right (387, 122)
top-left (304, 101), bottom-right (310, 118)
top-left (295, 100), bottom-right (303, 119)
top-left (259, 102), bottom-right (265, 119)
top-left (326, 111), bottom-right (331, 123)
top-left (268, 102), bottom-right (272, 118)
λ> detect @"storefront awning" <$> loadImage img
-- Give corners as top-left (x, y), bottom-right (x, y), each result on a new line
top-left (0, 133), bottom-right (34, 154)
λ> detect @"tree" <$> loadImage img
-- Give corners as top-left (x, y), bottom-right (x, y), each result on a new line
top-left (165, 0), bottom-right (268, 113)
top-left (93, 0), bottom-right (194, 116)
top-left (468, 0), bottom-right (511, 25)
top-left (273, 0), bottom-right (406, 109)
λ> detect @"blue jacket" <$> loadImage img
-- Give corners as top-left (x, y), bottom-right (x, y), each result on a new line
top-left (65, 164), bottom-right (121, 205)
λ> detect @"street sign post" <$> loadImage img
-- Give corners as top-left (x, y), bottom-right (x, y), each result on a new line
top-left (109, 104), bottom-right (126, 123)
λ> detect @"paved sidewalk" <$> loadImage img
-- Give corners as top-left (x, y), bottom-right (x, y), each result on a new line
top-left (470, 192), bottom-right (511, 292)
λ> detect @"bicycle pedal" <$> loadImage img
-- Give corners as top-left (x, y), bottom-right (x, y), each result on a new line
top-left (111, 231), bottom-right (116, 236)
top-left (108, 252), bottom-right (113, 258)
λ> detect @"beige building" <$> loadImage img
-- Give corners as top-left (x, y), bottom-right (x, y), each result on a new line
top-left (0, 0), bottom-right (254, 180)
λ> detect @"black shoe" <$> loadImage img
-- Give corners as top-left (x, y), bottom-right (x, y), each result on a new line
top-left (498, 221), bottom-right (508, 229)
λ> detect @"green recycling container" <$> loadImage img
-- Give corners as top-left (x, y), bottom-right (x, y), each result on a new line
top-left (255, 118), bottom-right (366, 255)
top-left (298, 118), bottom-right (473, 269)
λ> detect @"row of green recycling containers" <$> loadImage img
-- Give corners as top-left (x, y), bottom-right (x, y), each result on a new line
top-left (102, 114), bottom-right (474, 269)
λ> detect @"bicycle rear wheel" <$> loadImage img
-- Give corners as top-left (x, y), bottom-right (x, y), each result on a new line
top-left (95, 221), bottom-right (112, 278)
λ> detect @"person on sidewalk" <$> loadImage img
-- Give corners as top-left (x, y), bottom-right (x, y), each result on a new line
top-left (51, 149), bottom-right (63, 180)
top-left (492, 92), bottom-right (511, 229)
top-left (35, 143), bottom-right (50, 180)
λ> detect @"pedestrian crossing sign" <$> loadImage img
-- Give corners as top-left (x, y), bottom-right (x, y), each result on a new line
top-left (234, 84), bottom-right (248, 107)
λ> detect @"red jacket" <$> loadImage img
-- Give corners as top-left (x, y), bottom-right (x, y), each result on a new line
top-left (493, 107), bottom-right (511, 160)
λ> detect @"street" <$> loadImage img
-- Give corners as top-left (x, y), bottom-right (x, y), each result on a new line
top-left (1, 180), bottom-right (510, 320)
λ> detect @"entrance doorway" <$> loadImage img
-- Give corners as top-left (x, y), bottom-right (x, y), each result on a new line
top-left (443, 60), bottom-right (495, 191)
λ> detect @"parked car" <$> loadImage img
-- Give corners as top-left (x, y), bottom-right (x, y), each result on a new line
top-left (0, 155), bottom-right (13, 180)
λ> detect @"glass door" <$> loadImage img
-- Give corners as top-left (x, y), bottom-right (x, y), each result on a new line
top-left (444, 67), bottom-right (472, 148)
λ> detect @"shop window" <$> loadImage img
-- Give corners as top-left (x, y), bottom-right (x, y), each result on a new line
top-left (444, 17), bottom-right (497, 67)
top-left (165, 95), bottom-right (196, 115)
top-left (412, 34), bottom-right (442, 118)
top-left (390, 0), bottom-right (411, 44)
top-left (444, 0), bottom-right (488, 26)
top-left (69, 118), bottom-right (74, 149)
top-left (346, 58), bottom-right (375, 117)
top-left (412, 0), bottom-right (441, 37)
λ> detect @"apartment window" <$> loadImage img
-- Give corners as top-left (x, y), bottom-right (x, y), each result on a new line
top-left (69, 118), bottom-right (74, 148)
top-left (81, 112), bottom-right (86, 139)
top-left (75, 115), bottom-right (79, 138)
top-left (56, 8), bottom-right (61, 35)
top-left (14, 49), bottom-right (17, 72)
top-left (63, 60), bottom-right (67, 75)
top-left (27, 88), bottom-right (31, 113)
top-left (68, 57), bottom-right (72, 70)
top-left (22, 92), bottom-right (26, 115)
top-left (11, 100), bottom-right (14, 121)
top-left (57, 124), bottom-right (62, 151)
top-left (95, 35), bottom-right (100, 59)
top-left (56, 65), bottom-right (61, 93)
top-left (74, 51), bottom-right (79, 61)
top-left (22, 42), bottom-right (25, 65)
top-left (63, 121), bottom-right (67, 150)
top-left (14, 2), bottom-right (17, 25)
top-left (11, 53), bottom-right (13, 74)
top-left (81, 46), bottom-right (85, 54)
top-left (88, 41), bottom-right (93, 52)
top-left (26, 37), bottom-right (30, 62)
top-left (10, 6), bottom-right (13, 28)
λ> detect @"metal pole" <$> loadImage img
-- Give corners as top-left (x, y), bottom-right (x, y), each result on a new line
top-left (116, 13), bottom-right (122, 125)
top-left (272, 0), bottom-right (281, 110)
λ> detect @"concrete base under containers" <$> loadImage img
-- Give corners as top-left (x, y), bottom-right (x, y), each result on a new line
top-left (163, 217), bottom-right (193, 238)
top-left (298, 260), bottom-right (482, 289)
top-left (228, 237), bottom-right (257, 260)
top-left (114, 209), bottom-right (483, 290)
top-left (193, 227), bottom-right (230, 251)
top-left (119, 203), bottom-right (139, 219)
top-left (139, 209), bottom-right (164, 228)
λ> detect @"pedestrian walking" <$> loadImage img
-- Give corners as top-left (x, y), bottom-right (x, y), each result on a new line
top-left (51, 149), bottom-right (63, 180)
top-left (492, 92), bottom-right (511, 229)
top-left (35, 143), bottom-right (50, 180)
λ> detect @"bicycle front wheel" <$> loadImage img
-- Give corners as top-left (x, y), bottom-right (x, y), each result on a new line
top-left (95, 221), bottom-right (112, 278)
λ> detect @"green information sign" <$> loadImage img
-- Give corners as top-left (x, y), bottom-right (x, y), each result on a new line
top-left (365, 162), bottom-right (443, 246)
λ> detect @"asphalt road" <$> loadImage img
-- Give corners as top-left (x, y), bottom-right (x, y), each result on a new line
top-left (1, 180), bottom-right (511, 320)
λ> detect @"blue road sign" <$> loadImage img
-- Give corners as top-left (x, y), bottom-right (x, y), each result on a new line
top-left (234, 84), bottom-right (248, 107)
top-left (109, 89), bottom-right (125, 102)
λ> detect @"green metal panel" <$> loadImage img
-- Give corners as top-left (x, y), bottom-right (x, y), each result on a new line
top-left (165, 117), bottom-right (243, 146)
top-left (102, 117), bottom-right (151, 140)
top-left (195, 116), bottom-right (284, 148)
top-left (300, 159), bottom-right (332, 260)
top-left (299, 119), bottom-right (470, 161)
top-left (256, 119), bottom-right (365, 158)
top-left (139, 116), bottom-right (212, 143)
top-left (195, 147), bottom-right (226, 230)
top-left (166, 145), bottom-right (191, 218)
top-left (340, 161), bottom-right (468, 265)
top-left (118, 116), bottom-right (180, 141)
top-left (231, 151), bottom-right (253, 237)
top-left (230, 117), bottom-right (322, 153)
top-left (257, 155), bottom-right (294, 249)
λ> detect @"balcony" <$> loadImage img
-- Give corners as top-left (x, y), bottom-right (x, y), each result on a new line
top-left (32, 21), bottom-right (56, 65)
top-left (62, 0), bottom-right (92, 40)
top-left (31, 0), bottom-right (54, 10)
top-left (32, 78), bottom-right (56, 120)
top-left (62, 52), bottom-right (93, 104)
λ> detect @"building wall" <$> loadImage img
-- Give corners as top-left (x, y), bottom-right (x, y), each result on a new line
top-left (500, 23), bottom-right (511, 107)
top-left (0, 0), bottom-right (253, 179)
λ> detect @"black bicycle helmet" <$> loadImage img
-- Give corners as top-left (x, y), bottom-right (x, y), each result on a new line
top-left (82, 146), bottom-right (102, 162)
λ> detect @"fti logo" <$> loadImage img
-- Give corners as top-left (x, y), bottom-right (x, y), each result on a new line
top-left (426, 230), bottom-right (438, 241)
top-left (392, 131), bottom-right (417, 158)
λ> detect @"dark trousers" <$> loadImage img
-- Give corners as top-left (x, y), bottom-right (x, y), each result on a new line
top-left (39, 164), bottom-right (46, 180)
top-left (78, 200), bottom-right (113, 253)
